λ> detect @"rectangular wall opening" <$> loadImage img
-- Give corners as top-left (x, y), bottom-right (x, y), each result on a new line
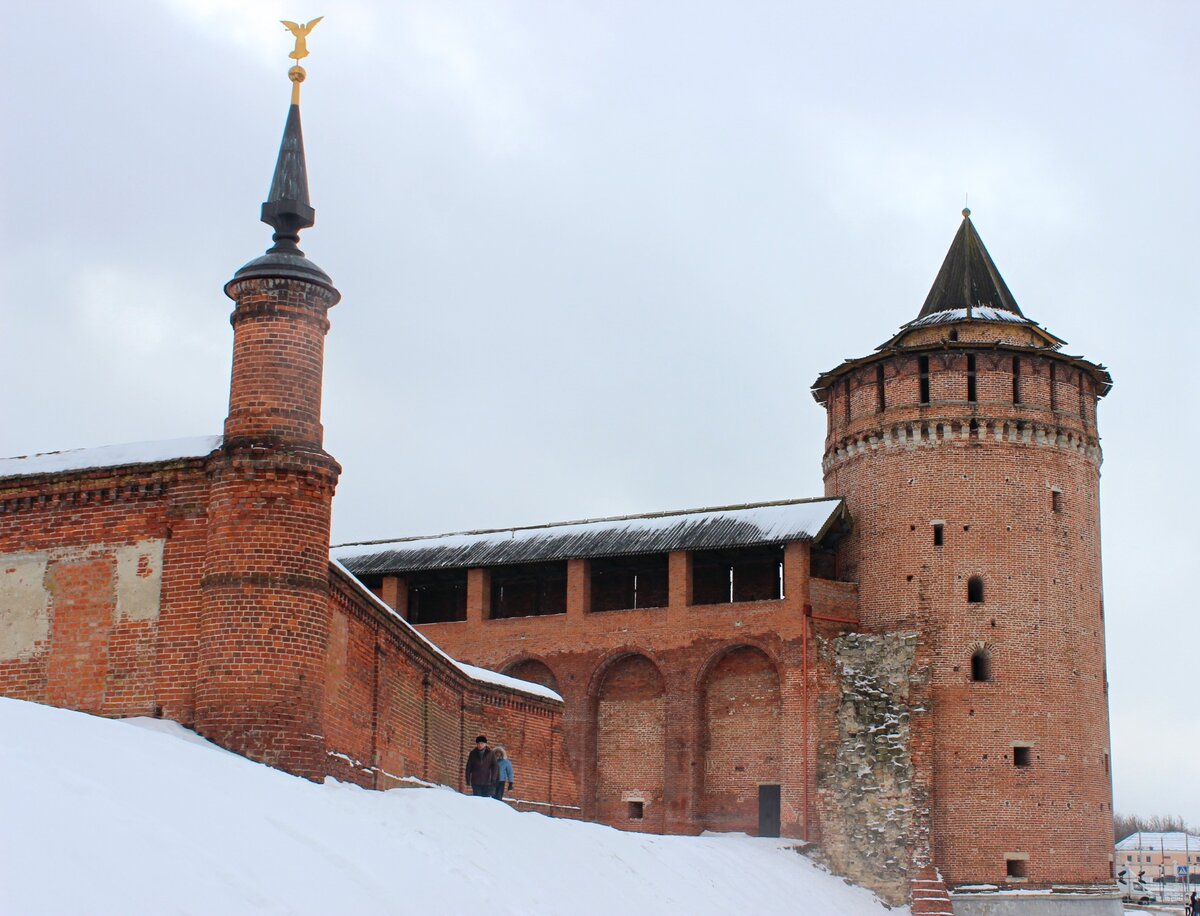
top-left (876, 364), bottom-right (886, 412)
top-left (932, 523), bottom-right (944, 547)
top-left (919, 356), bottom-right (931, 405)
top-left (967, 354), bottom-right (977, 403)
top-left (1006, 856), bottom-right (1029, 879)
top-left (490, 561), bottom-right (567, 619)
top-left (1012, 356), bottom-right (1022, 404)
top-left (591, 554), bottom-right (669, 612)
top-left (628, 800), bottom-right (644, 820)
top-left (408, 569), bottom-right (468, 624)
top-left (691, 545), bottom-right (785, 605)
top-left (1013, 745), bottom-right (1032, 768)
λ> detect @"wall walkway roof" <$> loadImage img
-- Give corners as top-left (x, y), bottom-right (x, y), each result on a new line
top-left (333, 497), bottom-right (844, 576)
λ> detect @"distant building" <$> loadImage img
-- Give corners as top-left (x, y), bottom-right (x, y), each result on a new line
top-left (1116, 832), bottom-right (1200, 880)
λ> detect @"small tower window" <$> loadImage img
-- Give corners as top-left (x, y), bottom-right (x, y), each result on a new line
top-left (1013, 745), bottom-right (1032, 768)
top-left (876, 364), bottom-right (886, 412)
top-left (1049, 362), bottom-right (1058, 411)
top-left (967, 576), bottom-right (984, 603)
top-left (918, 356), bottom-right (931, 405)
top-left (1006, 856), bottom-right (1029, 879)
top-left (966, 354), bottom-right (977, 403)
top-left (932, 523), bottom-right (944, 547)
top-left (843, 377), bottom-right (851, 422)
top-left (971, 649), bottom-right (992, 682)
top-left (1051, 488), bottom-right (1063, 513)
top-left (1012, 356), bottom-right (1022, 404)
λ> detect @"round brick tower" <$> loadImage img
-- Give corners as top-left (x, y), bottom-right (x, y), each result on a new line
top-left (812, 211), bottom-right (1115, 896)
top-left (195, 70), bottom-right (341, 779)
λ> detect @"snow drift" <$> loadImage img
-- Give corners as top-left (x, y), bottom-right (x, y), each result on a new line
top-left (0, 697), bottom-right (904, 915)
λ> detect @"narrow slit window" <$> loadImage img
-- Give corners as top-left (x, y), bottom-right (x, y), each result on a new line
top-left (919, 356), bottom-right (930, 405)
top-left (1078, 369), bottom-right (1085, 418)
top-left (971, 650), bottom-right (991, 682)
top-left (1012, 356), bottom-right (1022, 404)
top-left (967, 354), bottom-right (977, 403)
top-left (967, 576), bottom-right (984, 603)
top-left (843, 378), bottom-right (851, 422)
top-left (1049, 362), bottom-right (1057, 411)
top-left (1051, 489), bottom-right (1063, 513)
top-left (876, 364), bottom-right (886, 412)
top-left (932, 523), bottom-right (944, 547)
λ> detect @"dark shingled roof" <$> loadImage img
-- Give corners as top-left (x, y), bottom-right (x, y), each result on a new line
top-left (918, 210), bottom-right (1021, 319)
top-left (332, 498), bottom-right (845, 576)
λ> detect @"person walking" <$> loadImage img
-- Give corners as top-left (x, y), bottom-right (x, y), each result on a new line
top-left (493, 746), bottom-right (514, 801)
top-left (1188, 888), bottom-right (1197, 916)
top-left (464, 735), bottom-right (498, 797)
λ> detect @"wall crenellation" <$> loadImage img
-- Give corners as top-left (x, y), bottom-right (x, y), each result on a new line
top-left (823, 415), bottom-right (1103, 474)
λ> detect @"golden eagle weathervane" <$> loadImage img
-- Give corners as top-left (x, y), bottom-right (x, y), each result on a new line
top-left (281, 16), bottom-right (323, 104)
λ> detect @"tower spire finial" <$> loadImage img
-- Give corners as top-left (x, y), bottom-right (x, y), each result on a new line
top-left (228, 15), bottom-right (334, 292)
top-left (282, 17), bottom-right (323, 104)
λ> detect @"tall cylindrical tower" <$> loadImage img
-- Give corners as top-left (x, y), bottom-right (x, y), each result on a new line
top-left (195, 67), bottom-right (342, 779)
top-left (812, 212), bottom-right (1114, 892)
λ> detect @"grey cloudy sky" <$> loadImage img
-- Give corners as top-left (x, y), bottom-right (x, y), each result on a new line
top-left (3, 2), bottom-right (1198, 830)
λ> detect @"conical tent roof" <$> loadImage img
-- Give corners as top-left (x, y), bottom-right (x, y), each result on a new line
top-left (917, 211), bottom-right (1022, 319)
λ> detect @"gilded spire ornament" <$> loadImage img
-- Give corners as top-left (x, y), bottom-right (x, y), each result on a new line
top-left (281, 17), bottom-right (323, 104)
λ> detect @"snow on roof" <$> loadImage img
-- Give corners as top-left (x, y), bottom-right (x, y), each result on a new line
top-left (332, 497), bottom-right (845, 575)
top-left (0, 435), bottom-right (223, 480)
top-left (905, 306), bottom-right (1030, 329)
top-left (330, 559), bottom-right (562, 703)
top-left (1116, 832), bottom-right (1200, 851)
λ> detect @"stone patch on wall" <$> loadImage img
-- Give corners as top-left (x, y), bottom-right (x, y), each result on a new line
top-left (0, 540), bottom-right (165, 660)
top-left (114, 540), bottom-right (165, 622)
top-left (816, 631), bottom-right (920, 908)
top-left (0, 552), bottom-right (51, 659)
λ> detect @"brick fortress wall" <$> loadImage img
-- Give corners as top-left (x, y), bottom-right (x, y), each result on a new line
top-left (0, 462), bottom-right (574, 810)
top-left (373, 542), bottom-right (871, 842)
top-left (820, 323), bottom-right (1115, 889)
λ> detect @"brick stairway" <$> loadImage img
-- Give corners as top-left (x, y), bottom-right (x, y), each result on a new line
top-left (909, 865), bottom-right (955, 915)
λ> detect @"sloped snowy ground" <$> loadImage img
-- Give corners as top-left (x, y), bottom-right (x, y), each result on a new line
top-left (0, 697), bottom-right (905, 915)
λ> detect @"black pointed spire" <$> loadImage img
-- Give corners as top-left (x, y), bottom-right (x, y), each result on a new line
top-left (261, 102), bottom-right (315, 250)
top-left (229, 92), bottom-right (335, 293)
top-left (917, 210), bottom-right (1021, 319)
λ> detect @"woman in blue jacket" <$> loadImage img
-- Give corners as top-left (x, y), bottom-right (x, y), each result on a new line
top-left (493, 746), bottom-right (514, 801)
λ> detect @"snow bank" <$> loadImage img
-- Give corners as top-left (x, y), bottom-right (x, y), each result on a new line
top-left (0, 697), bottom-right (903, 916)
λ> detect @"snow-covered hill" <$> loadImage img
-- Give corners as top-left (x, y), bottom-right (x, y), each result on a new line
top-left (0, 697), bottom-right (904, 915)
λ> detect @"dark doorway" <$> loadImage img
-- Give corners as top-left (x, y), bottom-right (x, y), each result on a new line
top-left (758, 784), bottom-right (781, 837)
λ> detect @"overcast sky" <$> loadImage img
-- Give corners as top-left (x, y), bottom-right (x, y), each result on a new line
top-left (2, 2), bottom-right (1198, 832)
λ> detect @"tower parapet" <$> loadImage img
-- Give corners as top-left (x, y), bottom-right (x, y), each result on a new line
top-left (812, 212), bottom-right (1116, 902)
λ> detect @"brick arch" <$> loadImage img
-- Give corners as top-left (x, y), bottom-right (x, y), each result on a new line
top-left (698, 644), bottom-right (781, 834)
top-left (591, 652), bottom-right (666, 832)
top-left (500, 657), bottom-right (560, 694)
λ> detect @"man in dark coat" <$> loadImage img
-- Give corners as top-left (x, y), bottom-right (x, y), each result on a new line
top-left (465, 735), bottom-right (498, 797)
